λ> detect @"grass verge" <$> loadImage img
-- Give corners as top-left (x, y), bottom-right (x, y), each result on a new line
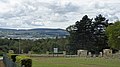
top-left (32, 57), bottom-right (120, 67)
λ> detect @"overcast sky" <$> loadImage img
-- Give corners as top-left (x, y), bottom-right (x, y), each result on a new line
top-left (0, 0), bottom-right (120, 29)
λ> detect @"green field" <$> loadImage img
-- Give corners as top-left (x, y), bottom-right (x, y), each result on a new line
top-left (32, 57), bottom-right (120, 67)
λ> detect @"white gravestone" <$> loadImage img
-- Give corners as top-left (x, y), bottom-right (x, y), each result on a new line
top-left (54, 48), bottom-right (58, 53)
top-left (77, 50), bottom-right (88, 57)
top-left (103, 49), bottom-right (112, 58)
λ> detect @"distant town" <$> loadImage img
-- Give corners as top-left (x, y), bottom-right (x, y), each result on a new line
top-left (0, 28), bottom-right (69, 40)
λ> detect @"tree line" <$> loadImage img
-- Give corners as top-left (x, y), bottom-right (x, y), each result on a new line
top-left (0, 38), bottom-right (68, 54)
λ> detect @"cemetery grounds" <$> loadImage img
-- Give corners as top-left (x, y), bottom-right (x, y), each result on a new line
top-left (32, 57), bottom-right (120, 67)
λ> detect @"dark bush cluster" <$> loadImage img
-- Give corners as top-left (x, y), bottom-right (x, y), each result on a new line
top-left (21, 59), bottom-right (32, 67)
top-left (10, 54), bottom-right (18, 62)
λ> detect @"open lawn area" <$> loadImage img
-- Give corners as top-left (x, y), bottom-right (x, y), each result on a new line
top-left (32, 57), bottom-right (120, 67)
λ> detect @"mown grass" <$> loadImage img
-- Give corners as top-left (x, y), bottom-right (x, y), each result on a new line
top-left (32, 57), bottom-right (120, 67)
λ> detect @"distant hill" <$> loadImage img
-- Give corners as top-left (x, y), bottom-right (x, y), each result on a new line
top-left (0, 28), bottom-right (69, 39)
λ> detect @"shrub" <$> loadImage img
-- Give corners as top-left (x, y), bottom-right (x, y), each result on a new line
top-left (16, 55), bottom-right (32, 67)
top-left (7, 53), bottom-right (32, 67)
top-left (21, 59), bottom-right (32, 67)
top-left (7, 53), bottom-right (18, 62)
top-left (11, 54), bottom-right (18, 62)
top-left (0, 51), bottom-right (3, 56)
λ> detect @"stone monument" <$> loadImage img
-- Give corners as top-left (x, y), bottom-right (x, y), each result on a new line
top-left (103, 49), bottom-right (112, 58)
top-left (77, 50), bottom-right (88, 57)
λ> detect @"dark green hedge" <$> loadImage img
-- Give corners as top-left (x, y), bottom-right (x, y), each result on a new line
top-left (11, 54), bottom-right (18, 62)
top-left (21, 59), bottom-right (32, 67)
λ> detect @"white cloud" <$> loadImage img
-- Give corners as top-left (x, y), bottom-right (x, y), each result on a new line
top-left (0, 0), bottom-right (120, 29)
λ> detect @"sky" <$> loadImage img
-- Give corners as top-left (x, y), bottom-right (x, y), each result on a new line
top-left (0, 0), bottom-right (120, 29)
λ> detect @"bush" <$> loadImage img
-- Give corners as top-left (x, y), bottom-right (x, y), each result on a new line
top-left (21, 59), bottom-right (32, 67)
top-left (11, 54), bottom-right (18, 62)
top-left (7, 53), bottom-right (32, 67)
top-left (7, 53), bottom-right (18, 62)
top-left (0, 51), bottom-right (3, 56)
top-left (16, 55), bottom-right (32, 67)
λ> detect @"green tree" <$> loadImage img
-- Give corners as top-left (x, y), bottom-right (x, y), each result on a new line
top-left (92, 14), bottom-right (109, 53)
top-left (106, 21), bottom-right (120, 49)
top-left (66, 14), bottom-right (109, 54)
top-left (66, 15), bottom-right (93, 54)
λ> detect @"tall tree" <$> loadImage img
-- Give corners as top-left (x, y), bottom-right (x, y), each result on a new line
top-left (66, 15), bottom-right (93, 53)
top-left (92, 14), bottom-right (109, 53)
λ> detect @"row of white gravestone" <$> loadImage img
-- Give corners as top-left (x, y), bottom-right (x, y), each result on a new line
top-left (77, 49), bottom-right (113, 57)
top-left (8, 50), bottom-right (32, 54)
top-left (9, 49), bottom-right (120, 58)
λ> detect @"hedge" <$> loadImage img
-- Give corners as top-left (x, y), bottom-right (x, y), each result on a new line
top-left (7, 54), bottom-right (18, 62)
top-left (7, 53), bottom-right (32, 67)
top-left (16, 55), bottom-right (32, 67)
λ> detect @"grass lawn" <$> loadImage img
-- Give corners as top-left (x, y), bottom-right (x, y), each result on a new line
top-left (32, 57), bottom-right (120, 67)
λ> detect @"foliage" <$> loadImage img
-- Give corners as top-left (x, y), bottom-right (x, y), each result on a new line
top-left (7, 53), bottom-right (18, 62)
top-left (106, 21), bottom-right (120, 49)
top-left (92, 14), bottom-right (109, 53)
top-left (6, 53), bottom-right (32, 67)
top-left (16, 56), bottom-right (32, 67)
top-left (16, 55), bottom-right (32, 67)
top-left (0, 38), bottom-right (68, 54)
top-left (10, 54), bottom-right (18, 62)
top-left (66, 15), bottom-right (93, 53)
top-left (66, 14), bottom-right (109, 54)
top-left (31, 38), bottom-right (68, 54)
top-left (21, 59), bottom-right (32, 67)
top-left (0, 51), bottom-right (3, 56)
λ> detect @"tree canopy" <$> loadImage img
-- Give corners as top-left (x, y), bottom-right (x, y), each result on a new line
top-left (66, 14), bottom-right (109, 54)
top-left (106, 21), bottom-right (120, 49)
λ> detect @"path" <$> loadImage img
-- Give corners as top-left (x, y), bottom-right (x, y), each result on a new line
top-left (0, 57), bottom-right (5, 67)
